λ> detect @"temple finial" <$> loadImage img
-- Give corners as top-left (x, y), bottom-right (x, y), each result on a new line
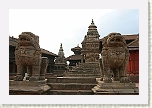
top-left (91, 19), bottom-right (94, 24)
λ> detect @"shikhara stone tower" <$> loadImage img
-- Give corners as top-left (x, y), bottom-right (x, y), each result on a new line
top-left (55, 43), bottom-right (66, 64)
top-left (81, 19), bottom-right (100, 62)
top-left (65, 19), bottom-right (100, 77)
top-left (54, 43), bottom-right (67, 76)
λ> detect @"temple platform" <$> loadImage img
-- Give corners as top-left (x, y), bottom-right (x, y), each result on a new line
top-left (47, 77), bottom-right (97, 95)
top-left (9, 80), bottom-right (50, 95)
top-left (92, 81), bottom-right (139, 95)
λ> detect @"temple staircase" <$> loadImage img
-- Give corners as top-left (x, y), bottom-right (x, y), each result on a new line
top-left (64, 62), bottom-right (100, 77)
top-left (47, 77), bottom-right (97, 95)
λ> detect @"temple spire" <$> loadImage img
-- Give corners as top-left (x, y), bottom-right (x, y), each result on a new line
top-left (91, 19), bottom-right (94, 24)
top-left (55, 43), bottom-right (65, 63)
top-left (59, 43), bottom-right (63, 51)
top-left (58, 43), bottom-right (64, 57)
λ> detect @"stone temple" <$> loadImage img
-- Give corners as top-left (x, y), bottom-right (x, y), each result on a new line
top-left (65, 19), bottom-right (100, 77)
top-left (9, 19), bottom-right (139, 95)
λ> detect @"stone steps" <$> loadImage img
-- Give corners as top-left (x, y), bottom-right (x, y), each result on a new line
top-left (48, 90), bottom-right (93, 95)
top-left (46, 77), bottom-right (97, 95)
top-left (47, 77), bottom-right (97, 83)
top-left (65, 74), bottom-right (100, 77)
top-left (47, 83), bottom-right (96, 90)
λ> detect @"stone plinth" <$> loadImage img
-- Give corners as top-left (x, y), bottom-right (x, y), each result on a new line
top-left (92, 81), bottom-right (139, 95)
top-left (9, 80), bottom-right (50, 95)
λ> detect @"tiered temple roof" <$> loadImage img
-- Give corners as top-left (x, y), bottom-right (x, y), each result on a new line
top-left (66, 45), bottom-right (82, 61)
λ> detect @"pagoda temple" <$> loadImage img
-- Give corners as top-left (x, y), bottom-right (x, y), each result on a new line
top-left (66, 45), bottom-right (82, 66)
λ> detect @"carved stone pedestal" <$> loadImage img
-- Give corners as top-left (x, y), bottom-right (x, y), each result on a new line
top-left (92, 81), bottom-right (139, 95)
top-left (9, 80), bottom-right (50, 95)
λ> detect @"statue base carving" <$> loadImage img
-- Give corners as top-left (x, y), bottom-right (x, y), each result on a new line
top-left (9, 80), bottom-right (50, 95)
top-left (92, 81), bottom-right (139, 95)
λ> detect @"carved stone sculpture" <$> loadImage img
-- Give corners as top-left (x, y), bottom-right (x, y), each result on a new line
top-left (40, 57), bottom-right (49, 80)
top-left (14, 32), bottom-right (48, 81)
top-left (100, 33), bottom-right (130, 83)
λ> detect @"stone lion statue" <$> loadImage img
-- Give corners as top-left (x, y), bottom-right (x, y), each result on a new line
top-left (100, 33), bottom-right (130, 83)
top-left (14, 32), bottom-right (48, 81)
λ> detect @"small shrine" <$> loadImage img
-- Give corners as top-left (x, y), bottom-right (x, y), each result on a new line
top-left (54, 43), bottom-right (67, 76)
top-left (66, 45), bottom-right (82, 66)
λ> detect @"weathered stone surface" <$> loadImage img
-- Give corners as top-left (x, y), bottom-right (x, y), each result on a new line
top-left (13, 32), bottom-right (48, 81)
top-left (47, 83), bottom-right (96, 90)
top-left (9, 80), bottom-right (50, 95)
top-left (92, 33), bottom-right (139, 95)
top-left (49, 90), bottom-right (93, 95)
top-left (92, 81), bottom-right (139, 95)
top-left (100, 33), bottom-right (130, 83)
top-left (65, 62), bottom-right (100, 77)
top-left (47, 77), bottom-right (96, 95)
top-left (81, 19), bottom-right (100, 63)
top-left (65, 20), bottom-right (100, 77)
top-left (97, 81), bottom-right (136, 89)
top-left (47, 77), bottom-right (97, 84)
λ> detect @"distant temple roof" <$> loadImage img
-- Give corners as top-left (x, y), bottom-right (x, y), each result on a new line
top-left (66, 54), bottom-right (82, 61)
top-left (41, 48), bottom-right (58, 57)
top-left (122, 34), bottom-right (139, 40)
top-left (71, 45), bottom-right (82, 55)
top-left (71, 45), bottom-right (82, 51)
top-left (9, 36), bottom-right (18, 47)
top-left (66, 44), bottom-right (82, 61)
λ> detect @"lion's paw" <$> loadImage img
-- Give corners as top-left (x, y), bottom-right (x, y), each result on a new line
top-left (14, 75), bottom-right (24, 81)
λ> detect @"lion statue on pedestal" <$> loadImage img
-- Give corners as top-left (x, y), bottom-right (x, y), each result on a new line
top-left (100, 33), bottom-right (130, 83)
top-left (14, 32), bottom-right (48, 81)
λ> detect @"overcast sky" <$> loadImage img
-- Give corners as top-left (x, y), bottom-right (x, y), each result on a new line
top-left (9, 9), bottom-right (139, 57)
